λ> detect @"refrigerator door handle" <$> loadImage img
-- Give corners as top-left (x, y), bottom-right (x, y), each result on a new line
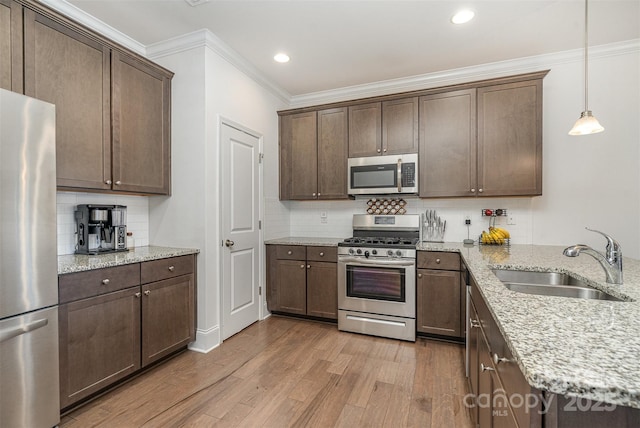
top-left (0, 318), bottom-right (48, 343)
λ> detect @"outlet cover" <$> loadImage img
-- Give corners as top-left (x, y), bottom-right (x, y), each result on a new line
top-left (507, 215), bottom-right (516, 225)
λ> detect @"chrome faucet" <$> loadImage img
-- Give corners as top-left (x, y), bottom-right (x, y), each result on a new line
top-left (563, 228), bottom-right (623, 284)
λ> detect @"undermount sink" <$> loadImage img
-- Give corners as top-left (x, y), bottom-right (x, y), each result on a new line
top-left (491, 269), bottom-right (624, 302)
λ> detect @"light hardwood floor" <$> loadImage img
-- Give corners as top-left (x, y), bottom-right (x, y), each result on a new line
top-left (61, 316), bottom-right (474, 427)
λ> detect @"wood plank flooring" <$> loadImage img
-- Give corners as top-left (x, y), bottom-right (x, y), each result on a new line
top-left (60, 316), bottom-right (474, 428)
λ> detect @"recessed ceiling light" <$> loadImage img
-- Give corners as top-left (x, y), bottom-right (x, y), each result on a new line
top-left (274, 53), bottom-right (290, 63)
top-left (451, 9), bottom-right (475, 24)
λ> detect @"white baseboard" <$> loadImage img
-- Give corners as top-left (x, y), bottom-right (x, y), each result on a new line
top-left (188, 325), bottom-right (221, 353)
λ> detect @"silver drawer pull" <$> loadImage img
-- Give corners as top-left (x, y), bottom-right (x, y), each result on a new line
top-left (300, 264), bottom-right (305, 269)
top-left (168, 266), bottom-right (175, 272)
top-left (481, 363), bottom-right (495, 372)
top-left (418, 273), bottom-right (423, 278)
top-left (105, 180), bottom-right (112, 185)
top-left (470, 318), bottom-right (480, 328)
top-left (135, 292), bottom-right (141, 298)
top-left (287, 250), bottom-right (292, 255)
top-left (102, 279), bottom-right (110, 285)
top-left (307, 265), bottom-right (311, 269)
top-left (493, 353), bottom-right (509, 365)
top-left (435, 258), bottom-right (441, 264)
top-left (319, 252), bottom-right (324, 257)
top-left (144, 290), bottom-right (150, 296)
top-left (115, 180), bottom-right (122, 185)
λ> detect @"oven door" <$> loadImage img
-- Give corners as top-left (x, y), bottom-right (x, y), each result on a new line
top-left (338, 256), bottom-right (416, 318)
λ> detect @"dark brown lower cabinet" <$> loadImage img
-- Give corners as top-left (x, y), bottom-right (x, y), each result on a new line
top-left (266, 244), bottom-right (337, 321)
top-left (141, 274), bottom-right (195, 367)
top-left (58, 287), bottom-right (141, 409)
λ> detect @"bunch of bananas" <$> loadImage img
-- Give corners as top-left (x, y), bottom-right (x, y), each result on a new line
top-left (481, 226), bottom-right (510, 245)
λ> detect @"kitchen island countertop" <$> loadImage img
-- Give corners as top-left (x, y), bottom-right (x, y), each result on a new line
top-left (58, 245), bottom-right (200, 275)
top-left (419, 242), bottom-right (640, 409)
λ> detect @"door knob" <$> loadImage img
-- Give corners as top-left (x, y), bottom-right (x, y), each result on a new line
top-left (225, 239), bottom-right (235, 247)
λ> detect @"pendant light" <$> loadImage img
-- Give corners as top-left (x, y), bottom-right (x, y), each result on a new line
top-left (568, 0), bottom-right (604, 136)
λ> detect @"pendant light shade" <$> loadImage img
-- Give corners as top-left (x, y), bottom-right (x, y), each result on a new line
top-left (569, 0), bottom-right (604, 136)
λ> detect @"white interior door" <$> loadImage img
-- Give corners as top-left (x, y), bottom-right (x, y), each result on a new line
top-left (221, 122), bottom-right (261, 340)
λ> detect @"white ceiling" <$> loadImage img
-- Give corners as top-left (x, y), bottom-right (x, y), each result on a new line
top-left (67, 0), bottom-right (640, 97)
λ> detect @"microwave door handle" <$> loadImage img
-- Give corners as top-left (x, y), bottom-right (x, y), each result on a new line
top-left (397, 159), bottom-right (402, 193)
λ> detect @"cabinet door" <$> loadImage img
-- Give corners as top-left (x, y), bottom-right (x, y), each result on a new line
top-left (317, 107), bottom-right (348, 199)
top-left (477, 79), bottom-right (543, 196)
top-left (419, 90), bottom-right (477, 197)
top-left (141, 274), bottom-right (195, 367)
top-left (24, 9), bottom-right (111, 191)
top-left (58, 287), bottom-right (141, 409)
top-left (382, 97), bottom-right (418, 155)
top-left (279, 111), bottom-right (318, 200)
top-left (276, 259), bottom-right (307, 315)
top-left (348, 102), bottom-right (382, 157)
top-left (112, 51), bottom-right (172, 195)
top-left (467, 298), bottom-right (480, 426)
top-left (416, 269), bottom-right (462, 337)
top-left (0, 0), bottom-right (22, 92)
top-left (306, 261), bottom-right (337, 319)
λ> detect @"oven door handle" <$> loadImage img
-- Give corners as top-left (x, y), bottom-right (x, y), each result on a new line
top-left (397, 159), bottom-right (402, 193)
top-left (339, 257), bottom-right (415, 267)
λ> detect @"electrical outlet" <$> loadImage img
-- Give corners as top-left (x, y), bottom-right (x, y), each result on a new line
top-left (507, 215), bottom-right (516, 225)
top-left (465, 215), bottom-right (471, 225)
top-left (320, 211), bottom-right (328, 224)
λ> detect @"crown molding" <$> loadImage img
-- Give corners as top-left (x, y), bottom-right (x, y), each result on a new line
top-left (36, 0), bottom-right (146, 55)
top-left (146, 29), bottom-right (291, 104)
top-left (288, 39), bottom-right (640, 109)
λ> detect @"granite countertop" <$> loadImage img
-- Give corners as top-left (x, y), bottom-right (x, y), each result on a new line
top-left (419, 242), bottom-right (640, 409)
top-left (58, 245), bottom-right (200, 275)
top-left (264, 237), bottom-right (344, 247)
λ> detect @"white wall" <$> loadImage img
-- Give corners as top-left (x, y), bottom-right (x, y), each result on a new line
top-left (147, 32), bottom-right (286, 352)
top-left (286, 42), bottom-right (640, 258)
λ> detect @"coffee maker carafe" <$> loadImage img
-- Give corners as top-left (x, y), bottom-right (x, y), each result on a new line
top-left (75, 204), bottom-right (128, 254)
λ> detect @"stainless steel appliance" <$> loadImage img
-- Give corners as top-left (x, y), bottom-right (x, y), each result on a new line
top-left (348, 153), bottom-right (418, 195)
top-left (338, 214), bottom-right (420, 341)
top-left (75, 204), bottom-right (128, 254)
top-left (0, 89), bottom-right (60, 428)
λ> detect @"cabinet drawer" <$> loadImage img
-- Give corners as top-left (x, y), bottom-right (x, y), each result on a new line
top-left (417, 251), bottom-right (460, 270)
top-left (59, 264), bottom-right (140, 304)
top-left (141, 255), bottom-right (194, 284)
top-left (306, 246), bottom-right (337, 262)
top-left (275, 245), bottom-right (306, 260)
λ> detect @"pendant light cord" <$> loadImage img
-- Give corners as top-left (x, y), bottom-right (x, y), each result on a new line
top-left (584, 0), bottom-right (589, 112)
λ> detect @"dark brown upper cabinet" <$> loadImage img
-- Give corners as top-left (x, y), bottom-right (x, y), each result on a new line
top-left (348, 97), bottom-right (418, 157)
top-left (0, 0), bottom-right (23, 92)
top-left (280, 108), bottom-right (348, 200)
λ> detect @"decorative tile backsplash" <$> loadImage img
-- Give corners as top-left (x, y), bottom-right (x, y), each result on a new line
top-left (56, 192), bottom-right (150, 255)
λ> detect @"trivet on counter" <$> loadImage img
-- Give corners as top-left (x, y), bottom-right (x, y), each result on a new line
top-left (366, 198), bottom-right (406, 215)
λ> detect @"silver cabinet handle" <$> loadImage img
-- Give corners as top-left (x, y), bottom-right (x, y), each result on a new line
top-left (470, 318), bottom-right (480, 328)
top-left (0, 318), bottom-right (48, 343)
top-left (135, 292), bottom-right (141, 298)
top-left (105, 180), bottom-right (112, 185)
top-left (478, 188), bottom-right (483, 193)
top-left (418, 273), bottom-right (423, 278)
top-left (319, 252), bottom-right (324, 257)
top-left (493, 353), bottom-right (509, 365)
top-left (471, 188), bottom-right (476, 193)
top-left (115, 180), bottom-right (122, 185)
top-left (144, 290), bottom-right (150, 296)
top-left (480, 363), bottom-right (495, 372)
top-left (307, 264), bottom-right (311, 269)
top-left (287, 250), bottom-right (292, 255)
top-left (377, 148), bottom-right (381, 153)
top-left (225, 240), bottom-right (234, 247)
top-left (168, 266), bottom-right (175, 272)
top-left (318, 193), bottom-right (321, 197)
top-left (102, 279), bottom-right (110, 285)
top-left (300, 264), bottom-right (305, 269)
top-left (383, 148), bottom-right (387, 152)
top-left (312, 193), bottom-right (316, 197)
top-left (435, 258), bottom-right (441, 264)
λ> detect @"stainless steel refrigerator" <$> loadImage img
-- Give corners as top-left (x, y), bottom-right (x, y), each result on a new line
top-left (0, 89), bottom-right (60, 427)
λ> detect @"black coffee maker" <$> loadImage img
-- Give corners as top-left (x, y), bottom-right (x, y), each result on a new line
top-left (75, 204), bottom-right (128, 255)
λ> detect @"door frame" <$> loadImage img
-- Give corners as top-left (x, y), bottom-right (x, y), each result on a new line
top-left (217, 116), bottom-right (265, 342)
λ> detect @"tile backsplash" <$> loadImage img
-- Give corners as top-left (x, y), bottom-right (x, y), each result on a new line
top-left (57, 192), bottom-right (149, 255)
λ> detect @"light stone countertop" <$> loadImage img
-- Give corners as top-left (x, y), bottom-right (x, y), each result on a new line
top-left (58, 245), bottom-right (200, 275)
top-left (419, 242), bottom-right (640, 409)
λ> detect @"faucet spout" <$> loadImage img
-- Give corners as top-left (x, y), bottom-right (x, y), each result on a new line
top-left (563, 228), bottom-right (623, 284)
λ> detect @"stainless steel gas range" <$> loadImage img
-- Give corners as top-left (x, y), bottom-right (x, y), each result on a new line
top-left (337, 214), bottom-right (420, 342)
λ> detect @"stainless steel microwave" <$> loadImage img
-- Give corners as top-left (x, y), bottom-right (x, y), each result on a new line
top-left (348, 153), bottom-right (418, 195)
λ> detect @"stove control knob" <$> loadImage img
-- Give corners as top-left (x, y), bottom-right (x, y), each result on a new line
top-left (372, 249), bottom-right (377, 255)
top-left (395, 250), bottom-right (403, 257)
top-left (356, 249), bottom-right (362, 255)
top-left (387, 250), bottom-right (394, 256)
top-left (348, 248), bottom-right (355, 255)
top-left (364, 251), bottom-right (370, 258)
